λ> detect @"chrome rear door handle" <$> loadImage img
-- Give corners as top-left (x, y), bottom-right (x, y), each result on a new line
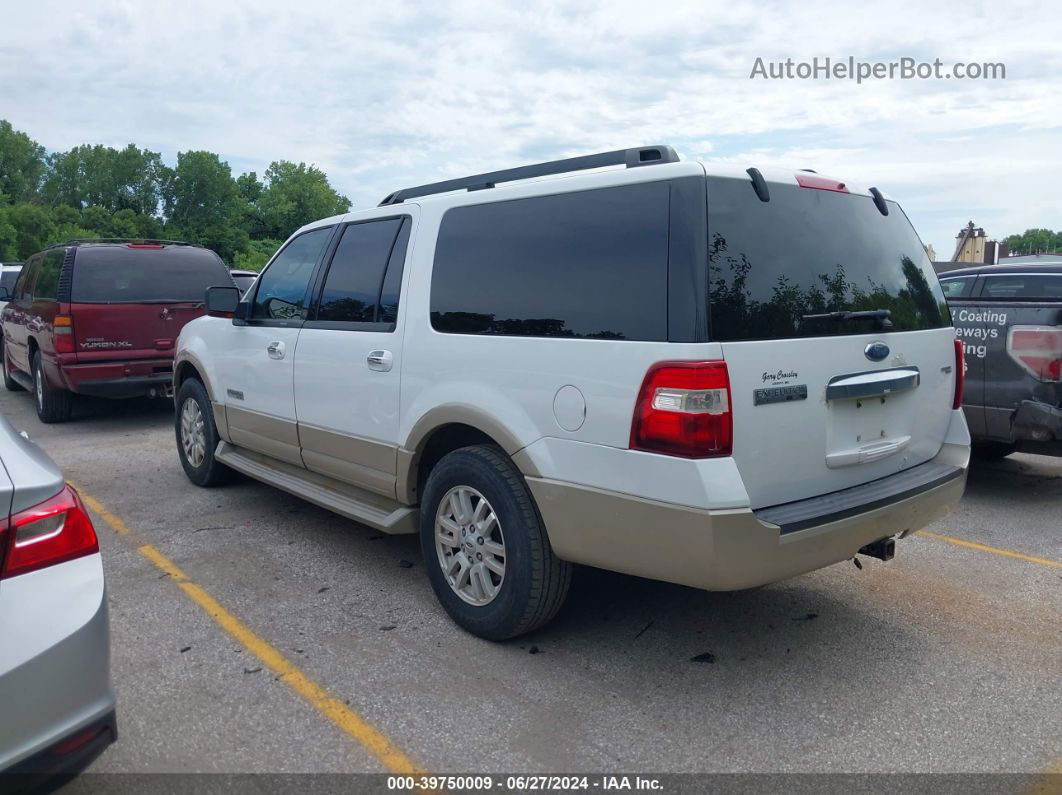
top-left (367, 350), bottom-right (393, 372)
top-left (267, 341), bottom-right (285, 360)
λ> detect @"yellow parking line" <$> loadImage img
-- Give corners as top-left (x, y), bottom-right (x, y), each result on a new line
top-left (917, 530), bottom-right (1062, 570)
top-left (73, 484), bottom-right (132, 536)
top-left (79, 487), bottom-right (424, 776)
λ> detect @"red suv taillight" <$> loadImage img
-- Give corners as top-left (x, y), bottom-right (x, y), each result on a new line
top-left (1007, 326), bottom-right (1062, 383)
top-left (54, 314), bottom-right (75, 354)
top-left (0, 484), bottom-right (98, 579)
top-left (630, 361), bottom-right (733, 458)
top-left (953, 338), bottom-right (966, 410)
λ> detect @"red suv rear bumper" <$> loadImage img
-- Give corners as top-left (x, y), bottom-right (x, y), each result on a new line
top-left (57, 356), bottom-right (174, 399)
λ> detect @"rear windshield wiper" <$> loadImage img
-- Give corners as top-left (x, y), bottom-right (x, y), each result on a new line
top-left (802, 309), bottom-right (893, 328)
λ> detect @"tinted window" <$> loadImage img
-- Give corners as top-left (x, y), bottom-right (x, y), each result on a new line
top-left (252, 227), bottom-right (332, 320)
top-left (431, 183), bottom-right (670, 340)
top-left (980, 274), bottom-right (1062, 300)
top-left (940, 277), bottom-right (973, 298)
top-left (0, 269), bottom-right (21, 293)
top-left (707, 177), bottom-right (950, 341)
top-left (317, 218), bottom-right (403, 323)
top-left (231, 273), bottom-right (257, 294)
top-left (71, 246), bottom-right (231, 303)
top-left (379, 219), bottom-right (411, 324)
top-left (17, 255), bottom-right (41, 300)
top-left (35, 250), bottom-right (64, 301)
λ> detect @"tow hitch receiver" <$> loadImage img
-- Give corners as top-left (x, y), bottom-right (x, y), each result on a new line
top-left (858, 537), bottom-right (896, 561)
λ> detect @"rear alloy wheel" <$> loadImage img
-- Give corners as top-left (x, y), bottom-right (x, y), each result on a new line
top-left (175, 378), bottom-right (232, 487)
top-left (2, 343), bottom-right (23, 392)
top-left (32, 352), bottom-right (72, 423)
top-left (420, 445), bottom-right (571, 640)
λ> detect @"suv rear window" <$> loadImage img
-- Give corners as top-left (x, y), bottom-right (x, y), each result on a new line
top-left (71, 246), bottom-right (232, 303)
top-left (979, 274), bottom-right (1062, 300)
top-left (430, 182), bottom-right (670, 341)
top-left (706, 177), bottom-right (950, 341)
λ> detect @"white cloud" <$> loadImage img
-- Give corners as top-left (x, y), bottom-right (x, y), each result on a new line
top-left (1, 0), bottom-right (1060, 252)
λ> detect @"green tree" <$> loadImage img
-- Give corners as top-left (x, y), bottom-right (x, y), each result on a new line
top-left (42, 143), bottom-right (166, 215)
top-left (5, 203), bottom-right (56, 258)
top-left (257, 161), bottom-right (350, 240)
top-left (0, 120), bottom-right (46, 203)
top-left (164, 150), bottom-right (248, 261)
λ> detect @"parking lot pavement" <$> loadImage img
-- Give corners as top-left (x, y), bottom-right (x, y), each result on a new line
top-left (2, 389), bottom-right (1060, 775)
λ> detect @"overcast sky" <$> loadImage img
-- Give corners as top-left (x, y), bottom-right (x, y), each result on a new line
top-left (2, 0), bottom-right (1059, 255)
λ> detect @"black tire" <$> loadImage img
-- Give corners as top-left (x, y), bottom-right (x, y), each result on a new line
top-left (2, 342), bottom-right (23, 392)
top-left (175, 378), bottom-right (232, 487)
top-left (32, 351), bottom-right (72, 423)
top-left (419, 445), bottom-right (572, 640)
top-left (972, 441), bottom-right (1015, 460)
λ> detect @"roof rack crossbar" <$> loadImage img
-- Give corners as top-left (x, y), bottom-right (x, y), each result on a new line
top-left (378, 145), bottom-right (680, 206)
top-left (47, 238), bottom-right (204, 249)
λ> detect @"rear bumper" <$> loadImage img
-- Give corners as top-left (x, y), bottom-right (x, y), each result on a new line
top-left (0, 555), bottom-right (115, 774)
top-left (529, 425), bottom-right (970, 592)
top-left (3, 711), bottom-right (116, 787)
top-left (1012, 399), bottom-right (1062, 455)
top-left (57, 358), bottom-right (174, 398)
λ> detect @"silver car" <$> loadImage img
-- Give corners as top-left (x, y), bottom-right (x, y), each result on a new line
top-left (0, 415), bottom-right (115, 778)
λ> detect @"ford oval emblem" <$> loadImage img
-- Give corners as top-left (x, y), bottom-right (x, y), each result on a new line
top-left (865, 342), bottom-right (890, 362)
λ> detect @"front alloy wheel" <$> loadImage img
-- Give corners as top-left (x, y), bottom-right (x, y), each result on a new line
top-left (179, 397), bottom-right (207, 468)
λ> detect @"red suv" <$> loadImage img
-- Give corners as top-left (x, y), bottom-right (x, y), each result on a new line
top-left (1, 240), bottom-right (235, 423)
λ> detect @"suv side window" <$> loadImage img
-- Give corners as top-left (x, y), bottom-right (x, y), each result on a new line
top-left (34, 249), bottom-right (64, 301)
top-left (430, 182), bottom-right (670, 340)
top-left (16, 254), bottom-right (42, 301)
top-left (251, 227), bottom-right (333, 321)
top-left (940, 277), bottom-right (973, 298)
top-left (979, 274), bottom-right (1062, 300)
top-left (313, 217), bottom-right (409, 326)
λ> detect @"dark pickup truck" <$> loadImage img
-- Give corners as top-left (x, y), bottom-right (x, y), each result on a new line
top-left (941, 263), bottom-right (1062, 457)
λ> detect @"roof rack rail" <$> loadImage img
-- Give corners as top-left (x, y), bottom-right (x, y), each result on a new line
top-left (47, 238), bottom-right (204, 249)
top-left (378, 145), bottom-right (680, 206)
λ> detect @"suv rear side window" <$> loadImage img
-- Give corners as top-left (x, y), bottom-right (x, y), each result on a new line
top-left (314, 217), bottom-right (409, 325)
top-left (430, 182), bottom-right (670, 340)
top-left (706, 177), bottom-right (950, 341)
top-left (940, 277), bottom-right (974, 298)
top-left (35, 250), bottom-right (64, 301)
top-left (979, 274), bottom-right (1062, 300)
top-left (252, 227), bottom-right (332, 320)
top-left (72, 246), bottom-right (232, 303)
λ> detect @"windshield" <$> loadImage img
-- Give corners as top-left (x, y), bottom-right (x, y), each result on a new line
top-left (706, 176), bottom-right (950, 341)
top-left (71, 246), bottom-right (233, 303)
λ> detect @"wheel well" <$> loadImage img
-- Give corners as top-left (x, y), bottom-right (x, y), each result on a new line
top-left (415, 423), bottom-right (498, 500)
top-left (175, 361), bottom-right (203, 389)
top-left (27, 336), bottom-right (39, 360)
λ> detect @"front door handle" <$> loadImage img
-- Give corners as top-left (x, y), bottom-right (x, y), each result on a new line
top-left (367, 350), bottom-right (393, 372)
top-left (267, 341), bottom-right (285, 360)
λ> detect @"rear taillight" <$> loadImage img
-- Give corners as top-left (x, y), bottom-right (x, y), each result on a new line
top-left (54, 314), bottom-right (75, 354)
top-left (1007, 326), bottom-right (1062, 383)
top-left (631, 361), bottom-right (732, 458)
top-left (953, 338), bottom-right (966, 410)
top-left (0, 484), bottom-right (98, 579)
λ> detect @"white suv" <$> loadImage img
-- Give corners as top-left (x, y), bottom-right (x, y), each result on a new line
top-left (173, 146), bottom-right (971, 639)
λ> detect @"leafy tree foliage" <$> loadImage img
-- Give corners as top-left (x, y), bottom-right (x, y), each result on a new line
top-left (0, 120), bottom-right (46, 203)
top-left (0, 120), bottom-right (351, 269)
top-left (1003, 228), bottom-right (1062, 256)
